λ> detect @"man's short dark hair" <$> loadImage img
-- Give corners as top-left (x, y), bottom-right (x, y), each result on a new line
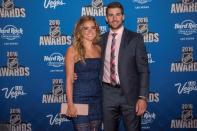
top-left (106, 2), bottom-right (124, 15)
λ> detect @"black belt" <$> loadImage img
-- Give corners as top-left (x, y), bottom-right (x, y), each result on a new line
top-left (102, 82), bottom-right (121, 88)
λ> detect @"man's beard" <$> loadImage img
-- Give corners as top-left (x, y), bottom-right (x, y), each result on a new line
top-left (108, 21), bottom-right (123, 30)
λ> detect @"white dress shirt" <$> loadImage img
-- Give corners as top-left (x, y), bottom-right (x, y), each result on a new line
top-left (103, 26), bottom-right (124, 84)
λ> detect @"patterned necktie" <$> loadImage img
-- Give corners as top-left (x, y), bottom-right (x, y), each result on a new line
top-left (110, 33), bottom-right (117, 85)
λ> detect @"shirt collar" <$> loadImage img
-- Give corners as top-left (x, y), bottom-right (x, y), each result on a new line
top-left (109, 25), bottom-right (124, 36)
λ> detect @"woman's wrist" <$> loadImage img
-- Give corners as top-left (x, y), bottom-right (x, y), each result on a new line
top-left (67, 102), bottom-right (74, 106)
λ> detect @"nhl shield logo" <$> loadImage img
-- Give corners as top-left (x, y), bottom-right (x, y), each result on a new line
top-left (181, 109), bottom-right (193, 120)
top-left (7, 56), bottom-right (18, 69)
top-left (2, 0), bottom-right (14, 10)
top-left (52, 83), bottom-right (63, 97)
top-left (137, 24), bottom-right (148, 35)
top-left (92, 0), bottom-right (103, 9)
top-left (10, 113), bottom-right (21, 125)
top-left (49, 25), bottom-right (61, 38)
top-left (182, 0), bottom-right (194, 5)
top-left (182, 52), bottom-right (193, 64)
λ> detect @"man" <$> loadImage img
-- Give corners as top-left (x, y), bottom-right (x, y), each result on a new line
top-left (100, 2), bottom-right (149, 131)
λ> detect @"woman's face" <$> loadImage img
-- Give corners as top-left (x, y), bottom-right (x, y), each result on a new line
top-left (81, 20), bottom-right (97, 42)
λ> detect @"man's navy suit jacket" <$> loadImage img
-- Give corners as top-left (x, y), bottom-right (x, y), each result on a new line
top-left (100, 28), bottom-right (150, 105)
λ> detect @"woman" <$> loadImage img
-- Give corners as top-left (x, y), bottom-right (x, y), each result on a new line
top-left (65, 16), bottom-right (102, 131)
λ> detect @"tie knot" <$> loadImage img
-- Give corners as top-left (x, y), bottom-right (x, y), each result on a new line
top-left (112, 33), bottom-right (117, 38)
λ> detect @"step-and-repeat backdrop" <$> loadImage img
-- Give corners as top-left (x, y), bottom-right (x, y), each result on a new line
top-left (0, 0), bottom-right (197, 130)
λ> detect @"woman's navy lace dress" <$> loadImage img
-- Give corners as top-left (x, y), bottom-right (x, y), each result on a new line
top-left (72, 58), bottom-right (102, 131)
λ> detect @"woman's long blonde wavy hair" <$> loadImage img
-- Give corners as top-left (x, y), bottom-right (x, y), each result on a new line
top-left (72, 16), bottom-right (100, 62)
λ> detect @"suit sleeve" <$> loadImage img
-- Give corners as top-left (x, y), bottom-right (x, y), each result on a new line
top-left (135, 34), bottom-right (150, 98)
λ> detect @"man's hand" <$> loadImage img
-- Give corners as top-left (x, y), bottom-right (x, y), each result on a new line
top-left (135, 99), bottom-right (147, 116)
top-left (73, 73), bottom-right (77, 81)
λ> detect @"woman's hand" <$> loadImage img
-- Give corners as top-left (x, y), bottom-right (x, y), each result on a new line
top-left (66, 103), bottom-right (77, 117)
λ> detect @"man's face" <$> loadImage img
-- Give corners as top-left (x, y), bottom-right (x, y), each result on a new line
top-left (106, 8), bottom-right (124, 31)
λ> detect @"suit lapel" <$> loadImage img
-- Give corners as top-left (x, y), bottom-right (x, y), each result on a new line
top-left (118, 29), bottom-right (127, 74)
